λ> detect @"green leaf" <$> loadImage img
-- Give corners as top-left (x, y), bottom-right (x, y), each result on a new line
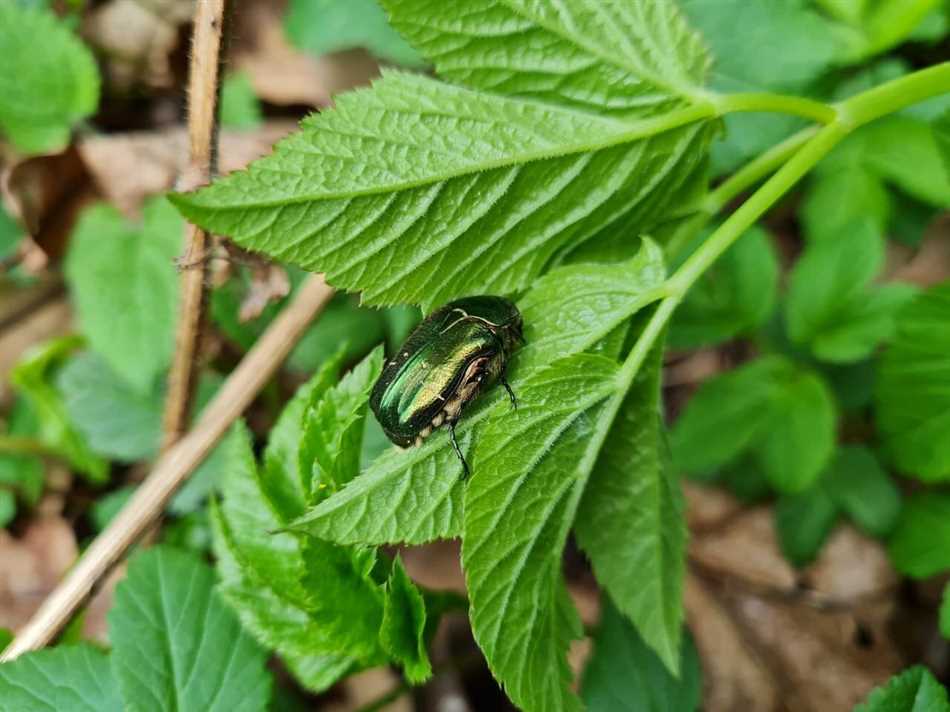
top-left (755, 370), bottom-right (836, 492)
top-left (801, 167), bottom-right (890, 244)
top-left (0, 645), bottom-right (121, 712)
top-left (823, 446), bottom-right (900, 537)
top-left (64, 198), bottom-right (183, 393)
top-left (775, 486), bottom-right (838, 567)
top-left (383, 0), bottom-right (710, 116)
top-left (10, 338), bottom-right (108, 483)
top-left (935, 109), bottom-right (950, 177)
top-left (581, 597), bottom-right (701, 712)
top-left (285, 0), bottom-right (424, 67)
top-left (940, 584), bottom-right (950, 640)
top-left (0, 489), bottom-right (15, 528)
top-left (380, 556), bottom-right (431, 684)
top-left (671, 225), bottom-right (779, 348)
top-left (57, 351), bottom-right (162, 462)
top-left (0, 205), bottom-right (24, 263)
top-left (575, 341), bottom-right (685, 672)
top-left (464, 354), bottom-right (621, 712)
top-left (90, 486), bottom-right (135, 532)
top-left (0, 398), bottom-right (45, 507)
top-left (170, 71), bottom-right (711, 309)
top-left (888, 493), bottom-right (950, 578)
top-left (0, 4), bottom-right (99, 154)
top-left (786, 220), bottom-right (916, 363)
top-left (854, 666), bottom-right (950, 712)
top-left (299, 347), bottom-right (383, 499)
top-left (0, 628), bottom-right (11, 650)
top-left (877, 282), bottom-right (950, 480)
top-left (219, 72), bottom-right (262, 130)
top-left (289, 240), bottom-right (666, 545)
top-left (671, 356), bottom-right (790, 475)
top-left (109, 546), bottom-right (272, 712)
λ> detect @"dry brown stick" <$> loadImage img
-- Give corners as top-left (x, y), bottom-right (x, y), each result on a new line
top-left (0, 274), bottom-right (335, 661)
top-left (161, 0), bottom-right (229, 450)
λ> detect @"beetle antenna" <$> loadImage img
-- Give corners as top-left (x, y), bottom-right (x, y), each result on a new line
top-left (501, 375), bottom-right (518, 410)
top-left (449, 424), bottom-right (470, 478)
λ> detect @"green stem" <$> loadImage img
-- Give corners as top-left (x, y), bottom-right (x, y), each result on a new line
top-left (838, 61), bottom-right (950, 126)
top-left (713, 92), bottom-right (837, 124)
top-left (704, 126), bottom-right (817, 213)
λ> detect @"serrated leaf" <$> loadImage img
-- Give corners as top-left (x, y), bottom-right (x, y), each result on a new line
top-left (0, 4), bottom-right (99, 154)
top-left (57, 351), bottom-right (163, 462)
top-left (109, 546), bottom-right (272, 712)
top-left (888, 493), bottom-right (950, 578)
top-left (383, 0), bottom-right (710, 116)
top-left (285, 0), bottom-right (424, 67)
top-left (876, 282), bottom-right (950, 480)
top-left (10, 337), bottom-right (107, 483)
top-left (581, 597), bottom-right (701, 712)
top-left (289, 240), bottom-right (665, 545)
top-left (824, 446), bottom-right (900, 537)
top-left (380, 556), bottom-right (432, 684)
top-left (464, 354), bottom-right (621, 712)
top-left (775, 486), bottom-right (838, 567)
top-left (575, 340), bottom-right (685, 672)
top-left (786, 220), bottom-right (916, 363)
top-left (0, 644), bottom-right (121, 712)
top-left (64, 198), bottom-right (183, 393)
top-left (671, 225), bottom-right (779, 348)
top-left (170, 71), bottom-right (710, 308)
top-left (854, 666), bottom-right (950, 712)
top-left (299, 347), bottom-right (383, 500)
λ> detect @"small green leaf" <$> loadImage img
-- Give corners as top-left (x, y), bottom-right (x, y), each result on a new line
top-left (90, 486), bottom-right (135, 532)
top-left (581, 597), bottom-right (701, 712)
top-left (0, 398), bottom-right (45, 507)
top-left (823, 446), bottom-right (900, 537)
top-left (876, 282), bottom-right (950, 480)
top-left (10, 338), bottom-right (108, 483)
top-left (384, 0), bottom-right (710, 116)
top-left (0, 4), bottom-right (99, 154)
top-left (380, 556), bottom-right (431, 684)
top-left (854, 666), bottom-right (950, 712)
top-left (755, 369), bottom-right (836, 493)
top-left (109, 546), bottom-right (272, 712)
top-left (888, 493), bottom-right (950, 578)
top-left (285, 0), bottom-right (424, 67)
top-left (786, 220), bottom-right (916, 363)
top-left (57, 351), bottom-right (162, 462)
top-left (0, 489), bottom-right (15, 529)
top-left (219, 72), bottom-right (262, 130)
top-left (801, 167), bottom-right (890, 244)
top-left (170, 72), bottom-right (711, 308)
top-left (464, 354), bottom-right (620, 712)
top-left (575, 341), bottom-right (685, 673)
top-left (775, 486), bottom-right (838, 567)
top-left (0, 645), bottom-right (121, 712)
top-left (64, 198), bottom-right (183, 393)
top-left (671, 225), bottom-right (779, 348)
top-left (671, 356), bottom-right (790, 476)
top-left (0, 628), bottom-right (11, 650)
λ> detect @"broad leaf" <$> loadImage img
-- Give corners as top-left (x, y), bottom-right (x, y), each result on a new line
top-left (64, 198), bottom-right (183, 393)
top-left (10, 338), bottom-right (107, 483)
top-left (285, 0), bottom-right (424, 67)
top-left (575, 341), bottom-right (685, 672)
top-left (888, 493), bottom-right (950, 579)
top-left (0, 3), bottom-right (99, 154)
top-left (876, 282), bottom-right (950, 480)
top-left (581, 598), bottom-right (701, 712)
top-left (109, 547), bottom-right (272, 712)
top-left (383, 0), bottom-right (710, 116)
top-left (170, 71), bottom-right (710, 308)
top-left (775, 486), bottom-right (838, 567)
top-left (289, 240), bottom-right (665, 545)
top-left (823, 446), bottom-right (900, 537)
top-left (0, 645), bottom-right (121, 712)
top-left (854, 666), bottom-right (950, 712)
top-left (464, 354), bottom-right (620, 712)
top-left (671, 225), bottom-right (779, 348)
top-left (786, 220), bottom-right (916, 363)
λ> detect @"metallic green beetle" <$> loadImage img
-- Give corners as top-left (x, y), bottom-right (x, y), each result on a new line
top-left (369, 296), bottom-right (523, 476)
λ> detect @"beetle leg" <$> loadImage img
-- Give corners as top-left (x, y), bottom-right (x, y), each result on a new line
top-left (501, 375), bottom-right (518, 411)
top-left (449, 423), bottom-right (470, 478)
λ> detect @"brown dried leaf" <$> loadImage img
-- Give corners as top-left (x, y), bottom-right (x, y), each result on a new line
top-left (238, 261), bottom-right (290, 322)
top-left (887, 221), bottom-right (950, 288)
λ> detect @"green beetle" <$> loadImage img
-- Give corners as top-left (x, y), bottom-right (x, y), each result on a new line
top-left (370, 296), bottom-right (523, 475)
